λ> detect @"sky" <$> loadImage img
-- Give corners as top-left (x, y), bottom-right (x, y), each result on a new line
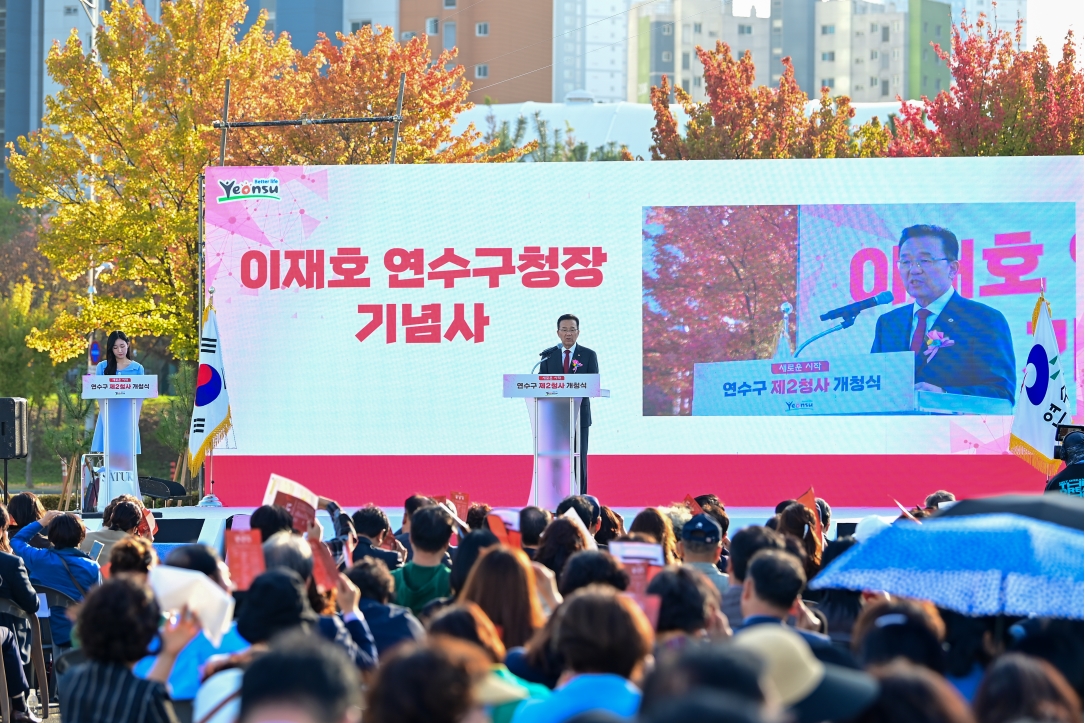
top-left (1028, 0), bottom-right (1083, 56)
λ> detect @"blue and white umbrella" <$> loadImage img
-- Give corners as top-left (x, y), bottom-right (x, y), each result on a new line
top-left (809, 513), bottom-right (1084, 619)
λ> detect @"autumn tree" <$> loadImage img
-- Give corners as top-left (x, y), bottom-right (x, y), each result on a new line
top-left (649, 44), bottom-right (891, 160)
top-left (890, 17), bottom-right (1083, 156)
top-left (8, 0), bottom-right (526, 364)
top-left (643, 206), bottom-right (798, 415)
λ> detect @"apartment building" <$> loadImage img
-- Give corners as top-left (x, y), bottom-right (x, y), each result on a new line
top-left (949, 0), bottom-right (1026, 42)
top-left (399, 0), bottom-right (553, 103)
top-left (554, 0), bottom-right (630, 103)
top-left (769, 0), bottom-right (816, 93)
top-left (629, 0), bottom-right (769, 104)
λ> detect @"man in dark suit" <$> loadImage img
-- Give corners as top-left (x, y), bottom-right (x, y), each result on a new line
top-left (539, 314), bottom-right (599, 494)
top-left (871, 225), bottom-right (1016, 402)
top-left (351, 505), bottom-right (405, 570)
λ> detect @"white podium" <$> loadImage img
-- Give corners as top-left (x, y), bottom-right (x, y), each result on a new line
top-left (503, 374), bottom-right (608, 509)
top-left (82, 375), bottom-right (158, 510)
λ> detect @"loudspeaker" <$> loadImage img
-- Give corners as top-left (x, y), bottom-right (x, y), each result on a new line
top-left (0, 398), bottom-right (28, 459)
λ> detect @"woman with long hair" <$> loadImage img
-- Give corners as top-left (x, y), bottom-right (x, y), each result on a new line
top-left (775, 503), bottom-right (823, 580)
top-left (533, 518), bottom-right (589, 577)
top-left (459, 547), bottom-right (545, 650)
top-left (628, 508), bottom-right (679, 565)
top-left (90, 330), bottom-right (147, 458)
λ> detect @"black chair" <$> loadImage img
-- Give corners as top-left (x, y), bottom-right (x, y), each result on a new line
top-left (0, 599), bottom-right (50, 721)
top-left (139, 477), bottom-right (189, 505)
top-left (33, 585), bottom-right (80, 709)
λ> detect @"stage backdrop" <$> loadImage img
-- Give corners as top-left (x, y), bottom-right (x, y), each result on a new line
top-left (203, 158), bottom-right (1083, 508)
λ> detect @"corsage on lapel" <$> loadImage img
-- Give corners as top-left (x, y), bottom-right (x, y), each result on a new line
top-left (571, 359), bottom-right (583, 373)
top-left (923, 330), bottom-right (955, 362)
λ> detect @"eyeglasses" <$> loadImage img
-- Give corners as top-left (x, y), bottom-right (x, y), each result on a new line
top-left (897, 257), bottom-right (950, 270)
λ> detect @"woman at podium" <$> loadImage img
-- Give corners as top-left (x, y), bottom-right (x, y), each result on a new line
top-left (90, 331), bottom-right (146, 454)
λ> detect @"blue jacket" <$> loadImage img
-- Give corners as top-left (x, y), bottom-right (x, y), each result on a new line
top-left (317, 614), bottom-right (378, 670)
top-left (12, 521), bottom-right (100, 645)
top-left (358, 598), bottom-right (425, 656)
top-left (133, 621), bottom-right (250, 701)
top-left (870, 292), bottom-right (1016, 402)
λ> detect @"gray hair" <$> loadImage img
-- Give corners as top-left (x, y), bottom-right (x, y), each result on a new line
top-left (262, 530), bottom-right (313, 581)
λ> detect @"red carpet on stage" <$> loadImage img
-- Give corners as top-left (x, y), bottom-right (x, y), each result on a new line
top-left (211, 454), bottom-right (1049, 508)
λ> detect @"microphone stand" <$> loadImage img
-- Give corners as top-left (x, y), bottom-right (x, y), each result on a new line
top-left (793, 315), bottom-right (857, 358)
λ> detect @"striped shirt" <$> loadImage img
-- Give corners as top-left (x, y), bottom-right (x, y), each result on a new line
top-left (61, 661), bottom-right (178, 723)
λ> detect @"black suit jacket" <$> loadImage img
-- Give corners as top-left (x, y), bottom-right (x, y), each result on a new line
top-left (539, 344), bottom-right (599, 426)
top-left (0, 550), bottom-right (40, 661)
top-left (870, 292), bottom-right (1016, 402)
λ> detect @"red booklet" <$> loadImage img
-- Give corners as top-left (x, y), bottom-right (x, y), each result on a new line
top-left (263, 474), bottom-right (319, 534)
top-left (225, 530), bottom-right (266, 591)
top-left (309, 539), bottom-right (340, 593)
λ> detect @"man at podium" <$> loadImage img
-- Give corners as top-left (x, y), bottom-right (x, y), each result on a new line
top-left (870, 225), bottom-right (1016, 402)
top-left (539, 314), bottom-right (599, 493)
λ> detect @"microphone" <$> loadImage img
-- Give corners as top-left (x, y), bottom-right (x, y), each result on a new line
top-left (819, 291), bottom-right (894, 321)
top-left (539, 344), bottom-right (560, 358)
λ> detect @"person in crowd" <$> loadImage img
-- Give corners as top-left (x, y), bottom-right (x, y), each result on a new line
top-left (533, 518), bottom-right (590, 577)
top-left (365, 638), bottom-right (490, 723)
top-left (972, 652), bottom-right (1082, 723)
top-left (427, 602), bottom-right (551, 723)
top-left (732, 624), bottom-right (878, 723)
top-left (80, 499), bottom-right (142, 564)
top-left (392, 504), bottom-right (455, 614)
top-left (556, 497), bottom-right (599, 535)
top-left (238, 633), bottom-right (362, 723)
top-left (0, 506), bottom-right (39, 722)
top-left (852, 599), bottom-right (946, 673)
top-left (133, 544), bottom-right (249, 702)
top-left (1046, 431), bottom-right (1083, 496)
top-left (61, 577), bottom-right (199, 723)
top-left (647, 566), bottom-right (728, 644)
top-left (815, 498), bottom-right (831, 535)
top-left (504, 605), bottom-right (566, 690)
top-left (774, 500), bottom-right (797, 515)
top-left (738, 549), bottom-right (832, 653)
top-left (460, 547), bottom-right (546, 649)
top-left (676, 514), bottom-right (729, 598)
top-left (7, 493), bottom-right (49, 549)
top-left (512, 585), bottom-right (654, 723)
top-left (249, 504), bottom-right (294, 542)
top-left (345, 556), bottom-right (424, 655)
top-left (448, 529), bottom-right (500, 599)
top-left (594, 507), bottom-right (624, 548)
top-left (466, 503), bottom-right (494, 531)
top-left (628, 508), bottom-right (678, 565)
top-left (1007, 617), bottom-right (1083, 699)
top-left (12, 509), bottom-right (100, 648)
top-left (395, 495), bottom-right (438, 561)
top-left (639, 642), bottom-right (773, 715)
top-left (639, 690), bottom-right (769, 723)
top-left (0, 503), bottom-right (40, 677)
top-left (805, 537), bottom-right (861, 647)
top-left (108, 535), bottom-right (157, 577)
top-left (695, 501), bottom-right (731, 568)
top-left (721, 527), bottom-right (786, 629)
top-left (519, 507), bottom-right (552, 559)
top-left (847, 659), bottom-right (975, 723)
top-left (558, 550), bottom-right (628, 597)
top-left (262, 531), bottom-right (378, 670)
top-left (350, 504), bottom-right (404, 570)
top-left (774, 503), bottom-right (822, 580)
top-left (939, 611), bottom-right (1003, 702)
top-left (924, 490), bottom-right (956, 511)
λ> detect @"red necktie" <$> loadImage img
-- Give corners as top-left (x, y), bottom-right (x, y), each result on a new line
top-left (910, 309), bottom-right (933, 353)
top-left (563, 349), bottom-right (570, 373)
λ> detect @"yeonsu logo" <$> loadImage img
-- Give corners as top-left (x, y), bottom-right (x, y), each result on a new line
top-left (217, 178), bottom-right (280, 203)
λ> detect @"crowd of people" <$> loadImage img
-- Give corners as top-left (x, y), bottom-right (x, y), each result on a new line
top-left (0, 488), bottom-right (1077, 723)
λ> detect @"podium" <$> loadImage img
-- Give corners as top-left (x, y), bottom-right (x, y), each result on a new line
top-left (692, 352), bottom-right (1013, 416)
top-left (504, 374), bottom-right (609, 509)
top-left (82, 375), bottom-right (158, 510)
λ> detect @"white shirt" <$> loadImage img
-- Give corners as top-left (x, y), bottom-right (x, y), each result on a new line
top-left (910, 286), bottom-right (955, 340)
top-left (560, 344), bottom-right (577, 372)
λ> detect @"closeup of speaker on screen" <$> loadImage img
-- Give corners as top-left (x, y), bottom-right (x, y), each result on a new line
top-left (0, 398), bottom-right (29, 460)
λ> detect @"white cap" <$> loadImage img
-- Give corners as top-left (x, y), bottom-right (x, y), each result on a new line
top-left (853, 515), bottom-right (891, 542)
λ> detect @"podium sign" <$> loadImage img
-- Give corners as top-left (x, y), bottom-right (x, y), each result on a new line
top-left (504, 374), bottom-right (604, 509)
top-left (82, 375), bottom-right (159, 509)
top-left (693, 353), bottom-right (914, 416)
